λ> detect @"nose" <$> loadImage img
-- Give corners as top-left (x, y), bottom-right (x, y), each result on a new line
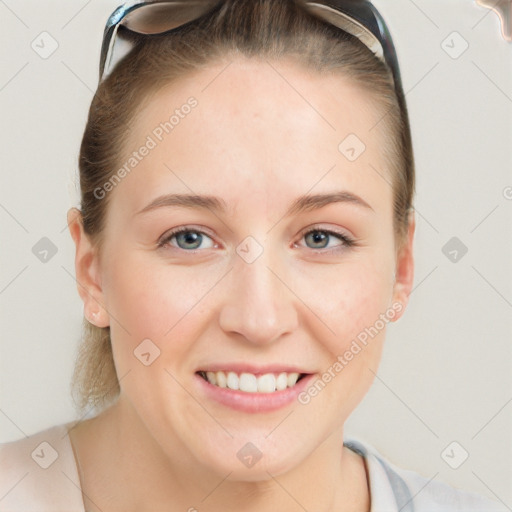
top-left (218, 245), bottom-right (298, 346)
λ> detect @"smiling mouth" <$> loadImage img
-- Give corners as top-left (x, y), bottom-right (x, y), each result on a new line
top-left (197, 370), bottom-right (308, 393)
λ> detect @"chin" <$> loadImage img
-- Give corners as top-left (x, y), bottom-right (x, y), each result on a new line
top-left (189, 430), bottom-right (314, 480)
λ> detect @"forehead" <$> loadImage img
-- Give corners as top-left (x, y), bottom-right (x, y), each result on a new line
top-left (115, 56), bottom-right (391, 218)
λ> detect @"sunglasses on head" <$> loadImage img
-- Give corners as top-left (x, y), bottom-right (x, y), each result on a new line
top-left (99, 0), bottom-right (404, 96)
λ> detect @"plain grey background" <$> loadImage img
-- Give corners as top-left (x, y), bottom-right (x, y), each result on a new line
top-left (1, 0), bottom-right (511, 506)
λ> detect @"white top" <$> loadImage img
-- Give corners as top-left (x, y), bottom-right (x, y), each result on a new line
top-left (0, 422), bottom-right (506, 511)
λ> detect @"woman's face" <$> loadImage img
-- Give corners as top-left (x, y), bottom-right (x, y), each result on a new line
top-left (76, 57), bottom-right (414, 478)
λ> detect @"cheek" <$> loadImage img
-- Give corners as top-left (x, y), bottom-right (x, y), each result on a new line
top-left (102, 254), bottom-right (219, 414)
top-left (102, 251), bottom-right (225, 357)
top-left (294, 262), bottom-right (393, 418)
top-left (296, 251), bottom-right (395, 347)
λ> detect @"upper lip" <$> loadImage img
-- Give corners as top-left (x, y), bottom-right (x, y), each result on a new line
top-left (195, 363), bottom-right (312, 375)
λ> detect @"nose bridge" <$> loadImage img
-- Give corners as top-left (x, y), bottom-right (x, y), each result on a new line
top-left (218, 239), bottom-right (298, 345)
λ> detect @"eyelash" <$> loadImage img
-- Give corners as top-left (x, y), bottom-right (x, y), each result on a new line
top-left (158, 225), bottom-right (356, 255)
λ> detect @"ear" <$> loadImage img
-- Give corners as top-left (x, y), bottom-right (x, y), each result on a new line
top-left (390, 210), bottom-right (415, 322)
top-left (67, 208), bottom-right (110, 328)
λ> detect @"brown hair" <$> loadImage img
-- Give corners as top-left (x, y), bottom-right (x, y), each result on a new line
top-left (71, 0), bottom-right (415, 414)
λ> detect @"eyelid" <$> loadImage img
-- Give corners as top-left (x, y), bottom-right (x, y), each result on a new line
top-left (297, 223), bottom-right (353, 239)
top-left (299, 224), bottom-right (355, 241)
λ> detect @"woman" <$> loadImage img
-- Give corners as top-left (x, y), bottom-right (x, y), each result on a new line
top-left (0, 1), bottom-right (505, 510)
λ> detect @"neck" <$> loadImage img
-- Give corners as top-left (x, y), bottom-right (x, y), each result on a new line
top-left (70, 395), bottom-right (370, 512)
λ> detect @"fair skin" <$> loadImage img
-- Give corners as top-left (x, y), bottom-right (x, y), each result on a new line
top-left (67, 56), bottom-right (415, 512)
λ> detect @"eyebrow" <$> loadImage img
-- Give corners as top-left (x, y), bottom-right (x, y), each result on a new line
top-left (136, 191), bottom-right (374, 217)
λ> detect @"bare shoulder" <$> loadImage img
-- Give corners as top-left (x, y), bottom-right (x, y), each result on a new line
top-left (1, 424), bottom-right (65, 472)
top-left (0, 422), bottom-right (85, 511)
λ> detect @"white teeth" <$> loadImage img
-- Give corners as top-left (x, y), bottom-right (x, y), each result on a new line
top-left (257, 373), bottom-right (276, 393)
top-left (287, 372), bottom-right (300, 387)
top-left (276, 372), bottom-right (288, 391)
top-left (216, 371), bottom-right (227, 388)
top-left (201, 370), bottom-right (303, 393)
top-left (226, 371), bottom-right (239, 390)
top-left (239, 373), bottom-right (258, 392)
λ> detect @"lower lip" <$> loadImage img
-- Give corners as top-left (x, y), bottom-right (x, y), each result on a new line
top-left (194, 373), bottom-right (316, 413)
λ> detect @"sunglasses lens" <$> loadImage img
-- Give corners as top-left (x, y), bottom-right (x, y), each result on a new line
top-left (122, 0), bottom-right (219, 34)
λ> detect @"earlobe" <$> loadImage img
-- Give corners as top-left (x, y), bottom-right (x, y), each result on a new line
top-left (390, 210), bottom-right (415, 322)
top-left (67, 208), bottom-right (110, 328)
